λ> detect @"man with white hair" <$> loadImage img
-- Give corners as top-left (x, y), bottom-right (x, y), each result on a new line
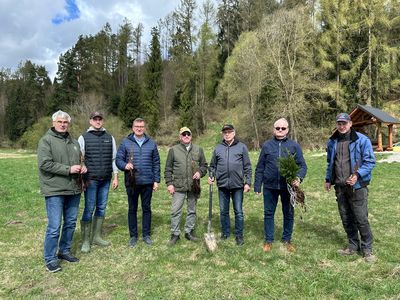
top-left (37, 110), bottom-right (87, 273)
top-left (254, 118), bottom-right (307, 253)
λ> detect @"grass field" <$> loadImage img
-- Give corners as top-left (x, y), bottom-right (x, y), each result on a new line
top-left (0, 149), bottom-right (400, 299)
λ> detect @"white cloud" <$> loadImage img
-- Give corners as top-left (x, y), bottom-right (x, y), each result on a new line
top-left (0, 0), bottom-right (180, 80)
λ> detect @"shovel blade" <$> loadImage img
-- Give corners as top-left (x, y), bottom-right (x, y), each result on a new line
top-left (204, 232), bottom-right (217, 252)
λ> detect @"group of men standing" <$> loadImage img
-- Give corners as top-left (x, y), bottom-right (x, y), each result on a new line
top-left (37, 110), bottom-right (376, 273)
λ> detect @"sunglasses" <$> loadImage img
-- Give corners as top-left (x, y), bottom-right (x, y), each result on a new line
top-left (181, 132), bottom-right (191, 137)
top-left (275, 127), bottom-right (287, 131)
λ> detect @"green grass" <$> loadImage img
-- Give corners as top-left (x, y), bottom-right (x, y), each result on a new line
top-left (1, 150), bottom-right (400, 299)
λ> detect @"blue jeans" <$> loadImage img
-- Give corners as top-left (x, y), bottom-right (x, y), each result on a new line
top-left (218, 187), bottom-right (244, 237)
top-left (81, 179), bottom-right (111, 222)
top-left (126, 185), bottom-right (153, 238)
top-left (44, 194), bottom-right (81, 264)
top-left (263, 188), bottom-right (294, 243)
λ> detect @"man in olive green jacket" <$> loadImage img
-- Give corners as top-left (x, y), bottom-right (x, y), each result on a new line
top-left (37, 110), bottom-right (86, 273)
top-left (164, 127), bottom-right (208, 245)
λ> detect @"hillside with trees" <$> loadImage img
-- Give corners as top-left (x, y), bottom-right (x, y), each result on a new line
top-left (1, 0), bottom-right (400, 149)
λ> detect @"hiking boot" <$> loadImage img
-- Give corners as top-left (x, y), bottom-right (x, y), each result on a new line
top-left (46, 261), bottom-right (61, 273)
top-left (363, 250), bottom-right (376, 263)
top-left (57, 252), bottom-right (79, 263)
top-left (263, 242), bottom-right (272, 252)
top-left (168, 234), bottom-right (180, 246)
top-left (220, 234), bottom-right (229, 240)
top-left (283, 241), bottom-right (296, 252)
top-left (337, 247), bottom-right (357, 256)
top-left (129, 237), bottom-right (138, 248)
top-left (235, 236), bottom-right (244, 246)
top-left (143, 236), bottom-right (153, 246)
top-left (185, 231), bottom-right (199, 242)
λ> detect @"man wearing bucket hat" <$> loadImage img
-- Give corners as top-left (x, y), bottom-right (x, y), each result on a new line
top-left (208, 124), bottom-right (252, 246)
top-left (325, 112), bottom-right (376, 262)
top-left (164, 127), bottom-right (208, 245)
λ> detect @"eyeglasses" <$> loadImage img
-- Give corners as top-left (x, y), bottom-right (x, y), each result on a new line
top-left (181, 132), bottom-right (191, 137)
top-left (275, 127), bottom-right (287, 131)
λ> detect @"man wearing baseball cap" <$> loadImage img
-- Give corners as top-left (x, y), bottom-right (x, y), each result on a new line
top-left (164, 127), bottom-right (208, 245)
top-left (208, 124), bottom-right (252, 245)
top-left (78, 112), bottom-right (119, 253)
top-left (325, 112), bottom-right (376, 262)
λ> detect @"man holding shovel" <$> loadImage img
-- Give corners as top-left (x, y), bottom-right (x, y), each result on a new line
top-left (164, 127), bottom-right (208, 245)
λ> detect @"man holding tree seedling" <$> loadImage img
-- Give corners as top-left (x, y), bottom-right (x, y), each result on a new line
top-left (254, 118), bottom-right (307, 253)
top-left (38, 110), bottom-right (87, 273)
top-left (78, 111), bottom-right (119, 253)
top-left (164, 127), bottom-right (208, 246)
top-left (325, 113), bottom-right (376, 263)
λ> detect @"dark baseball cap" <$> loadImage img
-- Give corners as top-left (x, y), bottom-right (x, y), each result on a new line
top-left (336, 113), bottom-right (351, 122)
top-left (221, 124), bottom-right (234, 131)
top-left (90, 111), bottom-right (103, 119)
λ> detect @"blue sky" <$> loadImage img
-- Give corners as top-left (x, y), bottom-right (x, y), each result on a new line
top-left (0, 0), bottom-right (181, 79)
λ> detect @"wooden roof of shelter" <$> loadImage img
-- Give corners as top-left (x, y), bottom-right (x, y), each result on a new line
top-left (349, 104), bottom-right (400, 127)
top-left (349, 104), bottom-right (400, 151)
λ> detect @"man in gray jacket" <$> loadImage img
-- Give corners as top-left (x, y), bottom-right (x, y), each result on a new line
top-left (208, 124), bottom-right (252, 245)
top-left (37, 110), bottom-right (87, 273)
top-left (164, 127), bottom-right (208, 245)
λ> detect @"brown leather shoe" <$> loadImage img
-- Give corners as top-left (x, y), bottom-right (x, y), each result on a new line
top-left (283, 242), bottom-right (296, 252)
top-left (263, 243), bottom-right (272, 252)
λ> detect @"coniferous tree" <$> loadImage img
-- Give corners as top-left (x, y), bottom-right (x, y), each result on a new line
top-left (118, 68), bottom-right (143, 128)
top-left (143, 27), bottom-right (163, 135)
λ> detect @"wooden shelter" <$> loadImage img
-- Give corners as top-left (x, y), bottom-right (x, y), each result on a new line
top-left (349, 104), bottom-right (400, 151)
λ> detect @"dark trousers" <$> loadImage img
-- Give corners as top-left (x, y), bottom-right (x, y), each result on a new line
top-left (263, 188), bottom-right (294, 243)
top-left (126, 184), bottom-right (153, 238)
top-left (335, 185), bottom-right (373, 252)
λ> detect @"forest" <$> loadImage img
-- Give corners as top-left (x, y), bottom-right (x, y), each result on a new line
top-left (1, 0), bottom-right (400, 149)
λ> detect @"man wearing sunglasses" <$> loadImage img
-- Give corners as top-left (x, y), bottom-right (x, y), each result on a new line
top-left (325, 113), bottom-right (376, 262)
top-left (164, 127), bottom-right (208, 245)
top-left (254, 118), bottom-right (307, 253)
top-left (209, 124), bottom-right (252, 246)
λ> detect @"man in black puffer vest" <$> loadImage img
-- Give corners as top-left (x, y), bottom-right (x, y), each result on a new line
top-left (78, 112), bottom-right (119, 253)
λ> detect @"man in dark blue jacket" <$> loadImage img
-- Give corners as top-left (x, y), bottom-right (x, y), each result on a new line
top-left (208, 124), bottom-right (252, 246)
top-left (116, 118), bottom-right (160, 247)
top-left (254, 118), bottom-right (307, 253)
top-left (325, 113), bottom-right (376, 262)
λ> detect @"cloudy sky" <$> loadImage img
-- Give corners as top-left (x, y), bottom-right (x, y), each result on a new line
top-left (0, 0), bottom-right (180, 79)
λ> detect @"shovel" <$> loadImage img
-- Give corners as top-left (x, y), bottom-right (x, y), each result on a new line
top-left (204, 171), bottom-right (217, 252)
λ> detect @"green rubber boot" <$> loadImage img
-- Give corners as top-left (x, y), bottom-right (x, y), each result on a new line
top-left (92, 216), bottom-right (111, 247)
top-left (80, 220), bottom-right (91, 253)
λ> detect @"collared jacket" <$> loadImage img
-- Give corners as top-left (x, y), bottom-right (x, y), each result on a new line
top-left (37, 128), bottom-right (81, 196)
top-left (209, 139), bottom-right (252, 189)
top-left (325, 128), bottom-right (375, 189)
top-left (116, 133), bottom-right (160, 187)
top-left (164, 142), bottom-right (208, 192)
top-left (254, 137), bottom-right (307, 192)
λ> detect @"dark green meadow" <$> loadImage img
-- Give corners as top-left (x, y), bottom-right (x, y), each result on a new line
top-left (1, 149), bottom-right (400, 299)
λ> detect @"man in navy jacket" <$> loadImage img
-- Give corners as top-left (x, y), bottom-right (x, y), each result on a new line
top-left (325, 113), bottom-right (376, 262)
top-left (254, 118), bottom-right (307, 253)
top-left (116, 118), bottom-right (160, 247)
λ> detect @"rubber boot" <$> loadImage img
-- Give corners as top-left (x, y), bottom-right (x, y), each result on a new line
top-left (91, 216), bottom-right (111, 247)
top-left (80, 220), bottom-right (91, 253)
